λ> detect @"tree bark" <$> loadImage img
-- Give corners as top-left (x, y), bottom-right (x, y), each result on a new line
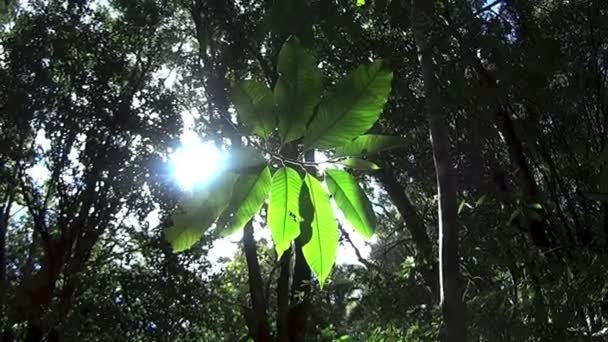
top-left (276, 249), bottom-right (291, 342)
top-left (378, 168), bottom-right (438, 298)
top-left (410, 1), bottom-right (467, 340)
top-left (243, 223), bottom-right (272, 342)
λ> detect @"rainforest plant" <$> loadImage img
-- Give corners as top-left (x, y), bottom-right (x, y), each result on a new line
top-left (164, 36), bottom-right (400, 286)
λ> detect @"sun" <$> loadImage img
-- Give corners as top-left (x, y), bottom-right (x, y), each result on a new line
top-left (169, 135), bottom-right (222, 190)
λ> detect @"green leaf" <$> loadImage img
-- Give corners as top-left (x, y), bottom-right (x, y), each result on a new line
top-left (217, 166), bottom-right (271, 236)
top-left (526, 202), bottom-right (543, 210)
top-left (339, 158), bottom-right (381, 171)
top-left (457, 200), bottom-right (467, 215)
top-left (356, 0), bottom-right (365, 6)
top-left (268, 166), bottom-right (303, 258)
top-left (165, 174), bottom-right (238, 252)
top-left (275, 36), bottom-right (322, 143)
top-left (475, 194), bottom-right (487, 207)
top-left (303, 61), bottom-right (393, 149)
top-left (231, 79), bottom-right (276, 138)
top-left (325, 170), bottom-right (376, 239)
top-left (334, 135), bottom-right (405, 157)
top-left (224, 146), bottom-right (267, 174)
top-left (302, 173), bottom-right (339, 287)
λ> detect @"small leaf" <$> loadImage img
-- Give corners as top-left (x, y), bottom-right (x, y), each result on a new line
top-left (302, 173), bottom-right (339, 287)
top-left (356, 0), bottom-right (365, 6)
top-left (334, 135), bottom-right (405, 157)
top-left (475, 194), bottom-right (487, 207)
top-left (325, 170), bottom-right (376, 239)
top-left (303, 61), bottom-right (393, 149)
top-left (165, 174), bottom-right (238, 252)
top-left (507, 208), bottom-right (521, 226)
top-left (217, 166), bottom-right (271, 236)
top-left (339, 158), bottom-right (381, 171)
top-left (268, 167), bottom-right (304, 258)
top-left (457, 200), bottom-right (467, 215)
top-left (525, 208), bottom-right (543, 222)
top-left (231, 79), bottom-right (276, 138)
top-left (526, 202), bottom-right (543, 210)
top-left (275, 36), bottom-right (322, 143)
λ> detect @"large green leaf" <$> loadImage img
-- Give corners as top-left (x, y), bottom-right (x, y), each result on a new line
top-left (165, 174), bottom-right (238, 252)
top-left (231, 79), bottom-right (276, 138)
top-left (325, 170), bottom-right (376, 239)
top-left (302, 61), bottom-right (393, 149)
top-left (339, 157), bottom-right (381, 171)
top-left (302, 173), bottom-right (339, 287)
top-left (275, 36), bottom-right (322, 143)
top-left (224, 146), bottom-right (267, 174)
top-left (217, 166), bottom-right (271, 236)
top-left (334, 135), bottom-right (405, 157)
top-left (268, 166), bottom-right (303, 257)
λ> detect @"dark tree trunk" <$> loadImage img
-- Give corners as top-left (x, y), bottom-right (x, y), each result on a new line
top-left (410, 0), bottom-right (468, 340)
top-left (379, 169), bottom-right (438, 298)
top-left (276, 249), bottom-right (291, 342)
top-left (243, 223), bottom-right (272, 342)
top-left (287, 245), bottom-right (311, 342)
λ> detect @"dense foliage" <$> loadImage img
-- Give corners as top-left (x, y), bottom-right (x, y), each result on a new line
top-left (1, 0), bottom-right (608, 341)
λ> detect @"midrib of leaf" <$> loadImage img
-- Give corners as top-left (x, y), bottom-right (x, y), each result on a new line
top-left (306, 175), bottom-right (324, 277)
top-left (332, 177), bottom-right (364, 227)
top-left (307, 69), bottom-right (382, 148)
top-left (280, 170), bottom-right (291, 242)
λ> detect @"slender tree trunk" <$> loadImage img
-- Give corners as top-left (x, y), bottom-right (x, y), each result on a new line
top-left (243, 223), bottom-right (272, 342)
top-left (410, 1), bottom-right (467, 340)
top-left (276, 249), bottom-right (291, 342)
top-left (288, 245), bottom-right (311, 342)
top-left (379, 169), bottom-right (438, 298)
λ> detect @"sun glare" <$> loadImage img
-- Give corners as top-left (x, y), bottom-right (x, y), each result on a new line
top-left (170, 136), bottom-right (222, 190)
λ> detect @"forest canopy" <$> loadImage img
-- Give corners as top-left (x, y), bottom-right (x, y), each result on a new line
top-left (1, 0), bottom-right (608, 341)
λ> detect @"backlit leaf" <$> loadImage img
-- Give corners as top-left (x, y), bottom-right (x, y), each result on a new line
top-left (303, 61), bottom-right (393, 149)
top-left (268, 166), bottom-right (303, 257)
top-left (325, 170), bottom-right (376, 239)
top-left (217, 166), bottom-right (271, 236)
top-left (302, 173), bottom-right (339, 287)
top-left (165, 174), bottom-right (238, 252)
top-left (334, 135), bottom-right (405, 157)
top-left (275, 36), bottom-right (322, 143)
top-left (231, 79), bottom-right (276, 138)
top-left (224, 146), bottom-right (267, 174)
top-left (339, 157), bottom-right (381, 171)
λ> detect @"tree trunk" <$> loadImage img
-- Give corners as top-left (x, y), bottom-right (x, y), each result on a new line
top-left (378, 168), bottom-right (438, 298)
top-left (410, 1), bottom-right (467, 340)
top-left (243, 223), bottom-right (272, 342)
top-left (276, 249), bottom-right (291, 342)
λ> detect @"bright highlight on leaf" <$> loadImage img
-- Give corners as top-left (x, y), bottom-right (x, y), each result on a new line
top-left (165, 174), bottom-right (238, 252)
top-left (302, 173), bottom-right (339, 287)
top-left (231, 79), bottom-right (276, 138)
top-left (275, 36), bottom-right (322, 143)
top-left (339, 157), bottom-right (381, 171)
top-left (268, 167), bottom-right (303, 258)
top-left (356, 0), bottom-right (365, 6)
top-left (334, 135), bottom-right (406, 157)
top-left (325, 170), bottom-right (376, 239)
top-left (303, 60), bottom-right (393, 149)
top-left (217, 167), bottom-right (271, 236)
